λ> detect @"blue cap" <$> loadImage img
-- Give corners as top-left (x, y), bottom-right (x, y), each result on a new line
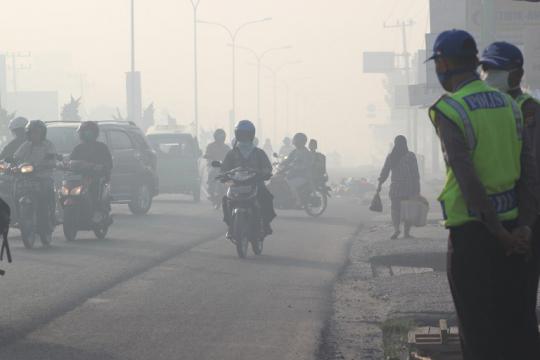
top-left (427, 29), bottom-right (478, 61)
top-left (480, 41), bottom-right (524, 70)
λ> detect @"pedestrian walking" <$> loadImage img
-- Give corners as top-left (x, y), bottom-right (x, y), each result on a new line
top-left (377, 135), bottom-right (420, 239)
top-left (480, 41), bottom-right (540, 358)
top-left (427, 29), bottom-right (538, 360)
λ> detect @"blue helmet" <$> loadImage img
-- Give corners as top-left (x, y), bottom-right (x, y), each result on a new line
top-left (480, 41), bottom-right (524, 70)
top-left (234, 120), bottom-right (256, 142)
top-left (427, 29), bottom-right (478, 61)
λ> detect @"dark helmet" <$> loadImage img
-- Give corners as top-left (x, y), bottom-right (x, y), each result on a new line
top-left (214, 128), bottom-right (226, 141)
top-left (77, 121), bottom-right (100, 141)
top-left (480, 41), bottom-right (524, 71)
top-left (25, 120), bottom-right (47, 141)
top-left (292, 132), bottom-right (308, 147)
top-left (234, 120), bottom-right (256, 142)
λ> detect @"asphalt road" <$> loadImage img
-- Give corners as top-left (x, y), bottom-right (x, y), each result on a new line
top-left (0, 195), bottom-right (366, 360)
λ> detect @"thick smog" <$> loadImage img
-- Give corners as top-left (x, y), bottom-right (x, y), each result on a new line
top-left (1, 1), bottom-right (540, 360)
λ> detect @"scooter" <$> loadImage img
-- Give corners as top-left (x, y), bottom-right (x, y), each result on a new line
top-left (212, 161), bottom-right (266, 259)
top-left (268, 154), bottom-right (330, 217)
top-left (0, 159), bottom-right (55, 248)
top-left (58, 160), bottom-right (112, 242)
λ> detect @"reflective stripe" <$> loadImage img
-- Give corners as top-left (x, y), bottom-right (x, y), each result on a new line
top-left (442, 97), bottom-right (477, 150)
top-left (468, 188), bottom-right (517, 217)
top-left (509, 99), bottom-right (523, 140)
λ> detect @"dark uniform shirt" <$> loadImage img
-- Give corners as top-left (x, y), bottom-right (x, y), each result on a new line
top-left (70, 141), bottom-right (113, 180)
top-left (204, 142), bottom-right (231, 163)
top-left (0, 136), bottom-right (26, 161)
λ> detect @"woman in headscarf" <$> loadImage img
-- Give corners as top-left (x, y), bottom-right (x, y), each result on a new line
top-left (377, 135), bottom-right (420, 239)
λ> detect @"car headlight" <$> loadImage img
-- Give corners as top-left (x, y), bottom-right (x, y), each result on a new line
top-left (70, 186), bottom-right (83, 196)
top-left (61, 186), bottom-right (70, 196)
top-left (20, 164), bottom-right (34, 174)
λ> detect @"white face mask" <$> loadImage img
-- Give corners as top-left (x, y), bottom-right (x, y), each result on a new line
top-left (482, 69), bottom-right (511, 92)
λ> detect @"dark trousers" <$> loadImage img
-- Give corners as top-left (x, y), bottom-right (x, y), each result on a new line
top-left (448, 221), bottom-right (540, 360)
top-left (390, 197), bottom-right (411, 233)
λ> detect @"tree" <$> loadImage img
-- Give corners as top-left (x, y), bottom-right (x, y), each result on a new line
top-left (112, 108), bottom-right (126, 121)
top-left (61, 96), bottom-right (82, 122)
top-left (142, 103), bottom-right (155, 132)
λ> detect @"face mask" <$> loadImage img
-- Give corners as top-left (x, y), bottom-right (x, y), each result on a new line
top-left (483, 70), bottom-right (511, 92)
top-left (436, 66), bottom-right (478, 92)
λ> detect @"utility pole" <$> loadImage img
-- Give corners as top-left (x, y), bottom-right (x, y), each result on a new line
top-left (127, 0), bottom-right (143, 128)
top-left (383, 19), bottom-right (416, 151)
top-left (190, 0), bottom-right (201, 139)
top-left (481, 0), bottom-right (496, 49)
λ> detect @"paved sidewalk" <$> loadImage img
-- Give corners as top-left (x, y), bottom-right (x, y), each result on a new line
top-left (322, 210), bottom-right (455, 360)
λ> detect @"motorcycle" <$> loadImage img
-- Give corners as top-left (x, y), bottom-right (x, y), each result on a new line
top-left (268, 155), bottom-right (330, 217)
top-left (212, 161), bottom-right (265, 259)
top-left (207, 166), bottom-right (226, 209)
top-left (0, 159), bottom-right (55, 248)
top-left (58, 160), bottom-right (112, 242)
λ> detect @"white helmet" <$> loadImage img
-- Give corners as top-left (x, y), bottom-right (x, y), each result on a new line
top-left (9, 117), bottom-right (28, 131)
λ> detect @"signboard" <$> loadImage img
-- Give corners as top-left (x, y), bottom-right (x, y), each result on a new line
top-left (408, 84), bottom-right (443, 107)
top-left (394, 85), bottom-right (410, 108)
top-left (467, 0), bottom-right (540, 45)
top-left (363, 52), bottom-right (395, 74)
top-left (430, 0), bottom-right (467, 33)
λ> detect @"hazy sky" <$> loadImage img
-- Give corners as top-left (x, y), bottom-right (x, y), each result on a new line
top-left (0, 0), bottom-right (430, 165)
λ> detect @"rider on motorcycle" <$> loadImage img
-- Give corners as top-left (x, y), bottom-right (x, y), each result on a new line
top-left (279, 133), bottom-right (312, 206)
top-left (13, 120), bottom-right (57, 234)
top-left (278, 137), bottom-right (294, 157)
top-left (69, 121), bottom-right (113, 221)
top-left (204, 129), bottom-right (231, 201)
top-left (308, 139), bottom-right (328, 186)
top-left (221, 120), bottom-right (276, 236)
top-left (0, 117), bottom-right (28, 160)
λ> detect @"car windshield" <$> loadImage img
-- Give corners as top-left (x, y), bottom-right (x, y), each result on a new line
top-left (147, 134), bottom-right (197, 157)
top-left (47, 126), bottom-right (79, 154)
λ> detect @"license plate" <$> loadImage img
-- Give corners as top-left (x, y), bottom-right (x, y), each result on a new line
top-left (231, 185), bottom-right (252, 194)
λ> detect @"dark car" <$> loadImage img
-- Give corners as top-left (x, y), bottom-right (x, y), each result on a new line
top-left (47, 121), bottom-right (159, 215)
top-left (146, 132), bottom-right (201, 202)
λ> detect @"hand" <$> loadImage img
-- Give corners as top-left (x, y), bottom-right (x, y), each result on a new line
top-left (376, 183), bottom-right (382, 193)
top-left (511, 226), bottom-right (532, 256)
top-left (497, 227), bottom-right (531, 256)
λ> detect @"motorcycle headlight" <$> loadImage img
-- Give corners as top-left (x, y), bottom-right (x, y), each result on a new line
top-left (61, 186), bottom-right (70, 196)
top-left (0, 163), bottom-right (7, 172)
top-left (70, 186), bottom-right (83, 196)
top-left (20, 165), bottom-right (34, 174)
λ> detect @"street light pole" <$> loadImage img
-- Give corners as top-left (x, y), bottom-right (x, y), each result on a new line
top-left (131, 0), bottom-right (135, 73)
top-left (198, 18), bottom-right (272, 134)
top-left (260, 60), bottom-right (302, 145)
top-left (190, 0), bottom-right (201, 139)
top-left (233, 45), bottom-right (291, 139)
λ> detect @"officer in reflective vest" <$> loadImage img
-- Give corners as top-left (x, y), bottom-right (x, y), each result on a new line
top-left (427, 30), bottom-right (538, 360)
top-left (480, 41), bottom-right (540, 358)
